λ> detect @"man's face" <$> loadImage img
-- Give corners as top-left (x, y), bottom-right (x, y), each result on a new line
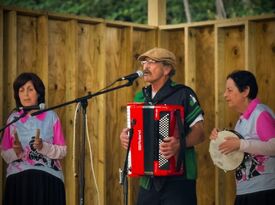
top-left (141, 58), bottom-right (171, 84)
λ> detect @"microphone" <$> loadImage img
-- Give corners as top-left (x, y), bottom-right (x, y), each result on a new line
top-left (117, 70), bottom-right (143, 81)
top-left (19, 103), bottom-right (46, 112)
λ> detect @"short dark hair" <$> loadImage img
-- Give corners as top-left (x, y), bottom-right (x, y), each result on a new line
top-left (227, 70), bottom-right (258, 100)
top-left (13, 72), bottom-right (45, 107)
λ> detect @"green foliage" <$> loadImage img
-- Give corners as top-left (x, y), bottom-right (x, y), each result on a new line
top-left (224, 0), bottom-right (275, 18)
top-left (189, 0), bottom-right (216, 22)
top-left (1, 0), bottom-right (274, 24)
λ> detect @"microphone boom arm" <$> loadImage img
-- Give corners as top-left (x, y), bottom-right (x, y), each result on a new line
top-left (31, 80), bottom-right (134, 116)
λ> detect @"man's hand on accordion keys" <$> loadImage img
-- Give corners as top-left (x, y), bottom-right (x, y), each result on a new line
top-left (120, 128), bottom-right (131, 149)
top-left (159, 136), bottom-right (181, 159)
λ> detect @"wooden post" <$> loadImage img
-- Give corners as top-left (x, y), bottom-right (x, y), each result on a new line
top-left (5, 11), bottom-right (17, 112)
top-left (148, 0), bottom-right (166, 26)
top-left (37, 16), bottom-right (49, 105)
top-left (214, 25), bottom-right (226, 205)
top-left (185, 26), bottom-right (196, 89)
top-left (245, 21), bottom-right (256, 72)
top-left (65, 19), bottom-right (78, 205)
top-left (94, 23), bottom-right (107, 205)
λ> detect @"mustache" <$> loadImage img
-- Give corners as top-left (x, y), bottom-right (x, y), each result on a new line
top-left (143, 69), bottom-right (151, 75)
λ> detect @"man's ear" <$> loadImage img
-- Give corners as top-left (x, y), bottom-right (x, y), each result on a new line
top-left (164, 65), bottom-right (172, 76)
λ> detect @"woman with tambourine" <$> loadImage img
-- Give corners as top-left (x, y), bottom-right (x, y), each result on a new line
top-left (209, 70), bottom-right (275, 205)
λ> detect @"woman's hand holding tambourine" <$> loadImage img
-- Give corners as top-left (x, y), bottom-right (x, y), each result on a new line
top-left (210, 128), bottom-right (218, 140)
top-left (210, 128), bottom-right (241, 155)
top-left (219, 136), bottom-right (240, 155)
top-left (209, 129), bottom-right (244, 171)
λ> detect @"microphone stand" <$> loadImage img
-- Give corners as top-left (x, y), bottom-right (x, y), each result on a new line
top-left (31, 79), bottom-right (135, 205)
top-left (119, 124), bottom-right (134, 205)
top-left (79, 99), bottom-right (88, 205)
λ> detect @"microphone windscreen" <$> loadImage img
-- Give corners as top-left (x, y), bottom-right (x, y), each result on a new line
top-left (136, 70), bottom-right (144, 77)
top-left (39, 103), bottom-right (46, 110)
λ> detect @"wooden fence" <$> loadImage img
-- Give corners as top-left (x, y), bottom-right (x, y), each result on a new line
top-left (0, 5), bottom-right (275, 205)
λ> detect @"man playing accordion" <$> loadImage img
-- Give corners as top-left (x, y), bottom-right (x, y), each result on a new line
top-left (119, 47), bottom-right (205, 205)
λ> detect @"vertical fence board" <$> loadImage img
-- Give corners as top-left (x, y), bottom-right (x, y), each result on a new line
top-left (121, 27), bottom-right (137, 205)
top-left (159, 29), bottom-right (185, 84)
top-left (254, 20), bottom-right (275, 111)
top-left (132, 29), bottom-right (157, 92)
top-left (37, 16), bottom-right (49, 104)
top-left (77, 21), bottom-right (107, 205)
top-left (77, 21), bottom-right (95, 205)
top-left (17, 15), bottom-right (38, 73)
top-left (94, 22), bottom-right (107, 205)
top-left (215, 24), bottom-right (246, 205)
top-left (48, 19), bottom-right (67, 109)
top-left (105, 26), bottom-right (132, 205)
top-left (193, 26), bottom-right (215, 205)
top-left (216, 25), bottom-right (245, 131)
top-left (65, 19), bottom-right (79, 205)
top-left (4, 11), bottom-right (17, 112)
top-left (185, 27), bottom-right (196, 89)
top-left (245, 21), bottom-right (256, 72)
top-left (132, 28), bottom-right (157, 98)
top-left (48, 18), bottom-right (75, 204)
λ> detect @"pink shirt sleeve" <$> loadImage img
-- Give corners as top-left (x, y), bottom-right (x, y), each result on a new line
top-left (256, 111), bottom-right (275, 141)
top-left (1, 125), bottom-right (20, 163)
top-left (53, 118), bottom-right (66, 145)
top-left (1, 125), bottom-right (14, 150)
top-left (37, 116), bottom-right (67, 159)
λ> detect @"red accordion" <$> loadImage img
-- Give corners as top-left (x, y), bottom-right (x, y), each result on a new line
top-left (127, 103), bottom-right (184, 177)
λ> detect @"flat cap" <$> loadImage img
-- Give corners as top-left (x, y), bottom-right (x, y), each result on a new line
top-left (138, 47), bottom-right (176, 69)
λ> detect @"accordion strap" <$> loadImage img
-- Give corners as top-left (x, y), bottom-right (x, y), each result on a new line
top-left (175, 110), bottom-right (186, 172)
top-left (154, 85), bottom-right (185, 105)
top-left (155, 84), bottom-right (187, 172)
top-left (142, 83), bottom-right (187, 173)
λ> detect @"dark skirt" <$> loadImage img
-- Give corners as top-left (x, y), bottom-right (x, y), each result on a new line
top-left (3, 169), bottom-right (66, 205)
top-left (235, 189), bottom-right (275, 205)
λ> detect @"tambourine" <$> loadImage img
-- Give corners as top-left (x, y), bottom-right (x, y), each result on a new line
top-left (209, 130), bottom-right (244, 172)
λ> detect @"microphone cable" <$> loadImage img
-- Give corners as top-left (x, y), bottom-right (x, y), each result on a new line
top-left (73, 102), bottom-right (100, 205)
top-left (85, 108), bottom-right (101, 205)
top-left (73, 102), bottom-right (81, 177)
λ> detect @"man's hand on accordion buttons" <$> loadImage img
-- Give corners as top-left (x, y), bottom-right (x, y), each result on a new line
top-left (159, 137), bottom-right (180, 159)
top-left (120, 128), bottom-right (130, 149)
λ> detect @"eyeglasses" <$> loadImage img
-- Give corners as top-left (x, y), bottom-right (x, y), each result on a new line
top-left (140, 59), bottom-right (160, 65)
